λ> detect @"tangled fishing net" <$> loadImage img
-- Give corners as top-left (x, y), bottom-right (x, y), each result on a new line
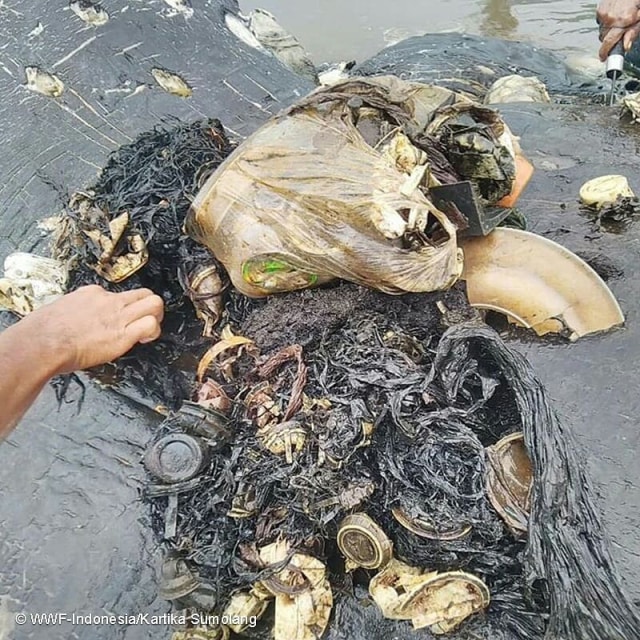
top-left (51, 106), bottom-right (640, 640)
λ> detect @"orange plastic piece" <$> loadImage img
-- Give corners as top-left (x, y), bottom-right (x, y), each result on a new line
top-left (497, 154), bottom-right (534, 208)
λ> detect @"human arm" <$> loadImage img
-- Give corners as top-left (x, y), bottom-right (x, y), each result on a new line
top-left (0, 285), bottom-right (164, 439)
top-left (597, 0), bottom-right (640, 60)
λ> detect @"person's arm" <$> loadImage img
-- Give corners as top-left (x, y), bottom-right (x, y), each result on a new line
top-left (597, 0), bottom-right (640, 60)
top-left (0, 285), bottom-right (164, 439)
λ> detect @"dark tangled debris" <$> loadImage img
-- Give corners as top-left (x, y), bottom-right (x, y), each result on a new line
top-left (145, 302), bottom-right (640, 640)
top-left (56, 118), bottom-right (236, 408)
top-left (65, 117), bottom-right (232, 300)
top-left (59, 119), bottom-right (640, 639)
top-left (581, 195), bottom-right (640, 234)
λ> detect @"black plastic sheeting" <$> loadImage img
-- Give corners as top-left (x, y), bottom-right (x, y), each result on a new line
top-left (62, 119), bottom-right (234, 409)
top-left (70, 104), bottom-right (637, 637)
top-left (489, 101), bottom-right (640, 604)
top-left (429, 326), bottom-right (640, 639)
top-left (144, 307), bottom-right (640, 640)
top-left (0, 2), bottom-right (309, 639)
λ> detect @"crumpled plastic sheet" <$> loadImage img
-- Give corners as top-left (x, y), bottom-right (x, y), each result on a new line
top-left (429, 324), bottom-right (640, 640)
top-left (187, 76), bottom-right (519, 298)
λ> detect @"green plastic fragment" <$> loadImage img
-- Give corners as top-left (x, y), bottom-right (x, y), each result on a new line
top-left (242, 255), bottom-right (319, 292)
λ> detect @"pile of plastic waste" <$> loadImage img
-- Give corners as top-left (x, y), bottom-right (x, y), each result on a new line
top-left (2, 76), bottom-right (637, 640)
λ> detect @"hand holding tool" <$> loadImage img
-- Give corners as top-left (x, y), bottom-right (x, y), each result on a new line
top-left (606, 41), bottom-right (625, 106)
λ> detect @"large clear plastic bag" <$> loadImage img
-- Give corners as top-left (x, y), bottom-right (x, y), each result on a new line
top-left (187, 76), bottom-right (517, 298)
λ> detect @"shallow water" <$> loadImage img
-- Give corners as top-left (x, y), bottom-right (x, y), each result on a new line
top-left (244, 0), bottom-right (603, 71)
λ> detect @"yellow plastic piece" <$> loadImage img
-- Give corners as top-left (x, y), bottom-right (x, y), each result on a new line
top-left (579, 175), bottom-right (635, 208)
top-left (461, 228), bottom-right (624, 341)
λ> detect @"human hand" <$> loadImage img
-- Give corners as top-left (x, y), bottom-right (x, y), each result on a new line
top-left (21, 285), bottom-right (164, 375)
top-left (597, 0), bottom-right (640, 60)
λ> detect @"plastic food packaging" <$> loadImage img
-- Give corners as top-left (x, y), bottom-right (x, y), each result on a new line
top-left (187, 76), bottom-right (523, 298)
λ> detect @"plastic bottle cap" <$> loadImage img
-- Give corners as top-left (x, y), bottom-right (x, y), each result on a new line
top-left (144, 433), bottom-right (207, 484)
